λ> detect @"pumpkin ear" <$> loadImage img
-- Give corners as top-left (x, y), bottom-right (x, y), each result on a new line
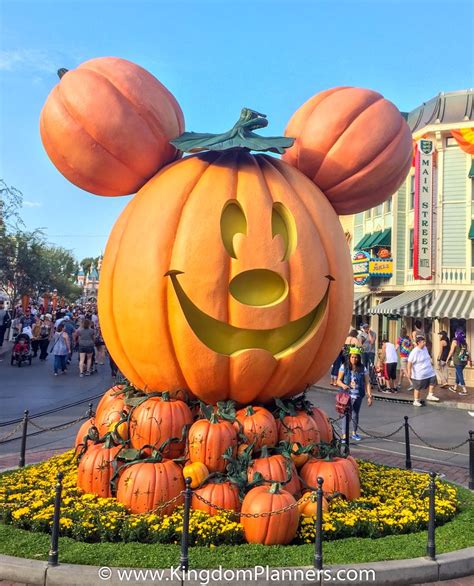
top-left (40, 56), bottom-right (184, 197)
top-left (282, 86), bottom-right (413, 215)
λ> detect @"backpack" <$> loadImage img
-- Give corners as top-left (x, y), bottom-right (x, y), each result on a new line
top-left (458, 345), bottom-right (469, 363)
top-left (335, 391), bottom-right (352, 415)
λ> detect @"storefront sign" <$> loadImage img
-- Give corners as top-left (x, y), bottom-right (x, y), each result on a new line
top-left (369, 260), bottom-right (393, 277)
top-left (413, 139), bottom-right (434, 280)
top-left (352, 250), bottom-right (370, 285)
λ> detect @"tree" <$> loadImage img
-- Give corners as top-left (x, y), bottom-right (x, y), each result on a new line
top-left (0, 180), bottom-right (82, 304)
top-left (80, 256), bottom-right (100, 275)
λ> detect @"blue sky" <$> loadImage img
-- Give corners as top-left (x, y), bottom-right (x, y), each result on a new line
top-left (1, 0), bottom-right (473, 261)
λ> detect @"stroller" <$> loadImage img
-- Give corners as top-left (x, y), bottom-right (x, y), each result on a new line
top-left (11, 333), bottom-right (33, 367)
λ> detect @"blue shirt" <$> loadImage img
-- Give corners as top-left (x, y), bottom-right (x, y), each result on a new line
top-left (339, 365), bottom-right (368, 399)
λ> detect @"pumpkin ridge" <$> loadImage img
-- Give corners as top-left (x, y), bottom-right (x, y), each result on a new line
top-left (294, 86), bottom-right (351, 176)
top-left (81, 66), bottom-right (175, 161)
top-left (262, 157), bottom-right (351, 391)
top-left (325, 122), bottom-right (412, 201)
top-left (166, 151), bottom-right (228, 392)
top-left (40, 92), bottom-right (140, 195)
top-left (256, 156), bottom-right (331, 394)
top-left (311, 94), bottom-right (386, 187)
top-left (226, 150), bottom-right (241, 398)
top-left (103, 193), bottom-right (148, 387)
top-left (57, 81), bottom-right (149, 182)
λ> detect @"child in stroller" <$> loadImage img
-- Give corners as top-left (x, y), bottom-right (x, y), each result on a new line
top-left (11, 333), bottom-right (32, 367)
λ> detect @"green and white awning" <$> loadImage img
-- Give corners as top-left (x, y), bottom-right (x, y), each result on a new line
top-left (468, 220), bottom-right (474, 239)
top-left (354, 228), bottom-right (391, 250)
top-left (368, 290), bottom-right (432, 317)
top-left (353, 292), bottom-right (371, 315)
top-left (425, 290), bottom-right (474, 319)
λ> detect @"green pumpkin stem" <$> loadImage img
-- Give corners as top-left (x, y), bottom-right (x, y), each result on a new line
top-left (269, 482), bottom-right (282, 494)
top-left (245, 406), bottom-right (255, 416)
top-left (170, 108), bottom-right (294, 155)
top-left (57, 68), bottom-right (68, 79)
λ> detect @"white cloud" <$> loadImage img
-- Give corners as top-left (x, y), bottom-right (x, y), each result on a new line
top-left (23, 201), bottom-right (42, 208)
top-left (0, 49), bottom-right (57, 73)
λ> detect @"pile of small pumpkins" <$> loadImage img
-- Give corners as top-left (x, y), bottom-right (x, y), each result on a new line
top-left (75, 385), bottom-right (360, 545)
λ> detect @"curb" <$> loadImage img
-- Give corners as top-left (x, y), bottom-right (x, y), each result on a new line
top-left (310, 384), bottom-right (474, 411)
top-left (0, 548), bottom-right (473, 585)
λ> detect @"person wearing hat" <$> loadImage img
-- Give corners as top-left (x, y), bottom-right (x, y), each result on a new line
top-left (337, 346), bottom-right (373, 441)
top-left (407, 335), bottom-right (440, 407)
top-left (436, 330), bottom-right (450, 389)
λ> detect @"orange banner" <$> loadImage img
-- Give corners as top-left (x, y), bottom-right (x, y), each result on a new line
top-left (451, 128), bottom-right (474, 155)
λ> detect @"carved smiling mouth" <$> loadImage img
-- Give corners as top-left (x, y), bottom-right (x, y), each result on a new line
top-left (166, 271), bottom-right (331, 358)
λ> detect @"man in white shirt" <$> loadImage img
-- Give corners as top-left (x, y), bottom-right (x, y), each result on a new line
top-left (407, 335), bottom-right (440, 407)
top-left (382, 338), bottom-right (398, 391)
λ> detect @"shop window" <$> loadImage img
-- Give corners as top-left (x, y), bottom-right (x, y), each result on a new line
top-left (410, 176), bottom-right (415, 209)
top-left (386, 196), bottom-right (392, 213)
top-left (374, 204), bottom-right (383, 216)
top-left (450, 318), bottom-right (466, 342)
top-left (365, 208), bottom-right (372, 219)
top-left (445, 136), bottom-right (458, 148)
top-left (408, 228), bottom-right (414, 269)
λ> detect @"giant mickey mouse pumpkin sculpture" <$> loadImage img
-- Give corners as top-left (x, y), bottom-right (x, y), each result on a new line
top-left (41, 57), bottom-right (412, 545)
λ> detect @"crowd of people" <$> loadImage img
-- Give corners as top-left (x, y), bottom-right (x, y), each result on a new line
top-left (331, 320), bottom-right (471, 437)
top-left (0, 299), bottom-right (118, 378)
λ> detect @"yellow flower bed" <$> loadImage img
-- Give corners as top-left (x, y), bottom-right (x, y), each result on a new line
top-left (0, 451), bottom-right (458, 545)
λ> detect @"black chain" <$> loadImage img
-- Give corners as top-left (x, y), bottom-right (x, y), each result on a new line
top-left (408, 425), bottom-right (469, 452)
top-left (356, 423), bottom-right (405, 439)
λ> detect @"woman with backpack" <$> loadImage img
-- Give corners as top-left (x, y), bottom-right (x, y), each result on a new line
top-left (446, 328), bottom-right (471, 396)
top-left (336, 346), bottom-right (373, 441)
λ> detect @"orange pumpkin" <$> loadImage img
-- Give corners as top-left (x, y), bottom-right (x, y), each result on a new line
top-left (290, 443), bottom-right (310, 468)
top-left (94, 385), bottom-right (125, 435)
top-left (116, 460), bottom-right (184, 514)
top-left (235, 405), bottom-right (278, 450)
top-left (278, 411), bottom-right (320, 450)
top-left (300, 457), bottom-right (360, 500)
top-left (183, 461), bottom-right (209, 488)
top-left (247, 446), bottom-right (300, 497)
top-left (192, 480), bottom-right (240, 515)
top-left (129, 394), bottom-right (192, 458)
top-left (77, 441), bottom-right (122, 497)
top-left (309, 407), bottom-right (334, 444)
top-left (241, 484), bottom-right (299, 545)
top-left (282, 87), bottom-right (413, 215)
top-left (74, 418), bottom-right (95, 449)
top-left (99, 150), bottom-right (353, 403)
top-left (297, 491), bottom-right (329, 516)
top-left (40, 57), bottom-right (184, 196)
top-left (188, 414), bottom-right (238, 473)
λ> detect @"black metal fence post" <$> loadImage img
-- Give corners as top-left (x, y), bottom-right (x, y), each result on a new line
top-left (404, 416), bottom-right (412, 470)
top-left (344, 411), bottom-right (350, 456)
top-left (180, 477), bottom-right (192, 573)
top-left (469, 431), bottom-right (474, 490)
top-left (87, 402), bottom-right (94, 419)
top-left (426, 471), bottom-right (436, 561)
top-left (314, 476), bottom-right (324, 571)
top-left (18, 410), bottom-right (29, 468)
top-left (48, 471), bottom-right (64, 566)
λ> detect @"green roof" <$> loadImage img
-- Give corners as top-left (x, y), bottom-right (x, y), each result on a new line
top-left (354, 234), bottom-right (372, 249)
top-left (469, 220), bottom-right (474, 240)
top-left (377, 228), bottom-right (392, 247)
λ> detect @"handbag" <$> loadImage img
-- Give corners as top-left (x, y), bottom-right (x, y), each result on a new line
top-left (335, 391), bottom-right (352, 415)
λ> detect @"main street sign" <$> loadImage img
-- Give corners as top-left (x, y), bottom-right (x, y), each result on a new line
top-left (413, 139), bottom-right (434, 280)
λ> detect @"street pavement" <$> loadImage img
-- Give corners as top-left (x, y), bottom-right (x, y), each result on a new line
top-left (0, 343), bottom-right (471, 481)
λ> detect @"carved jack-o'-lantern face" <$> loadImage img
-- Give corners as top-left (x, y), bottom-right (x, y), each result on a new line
top-left (99, 149), bottom-right (353, 405)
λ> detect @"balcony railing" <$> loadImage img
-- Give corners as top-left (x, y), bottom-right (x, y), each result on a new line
top-left (405, 267), bottom-right (471, 285)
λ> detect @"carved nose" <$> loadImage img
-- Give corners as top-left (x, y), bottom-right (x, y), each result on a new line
top-left (229, 269), bottom-right (288, 307)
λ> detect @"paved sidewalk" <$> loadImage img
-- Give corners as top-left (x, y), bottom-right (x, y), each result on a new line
top-left (316, 373), bottom-right (474, 411)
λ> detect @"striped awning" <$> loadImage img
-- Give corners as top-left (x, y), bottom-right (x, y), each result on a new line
top-left (425, 290), bottom-right (474, 319)
top-left (368, 290), bottom-right (433, 317)
top-left (469, 220), bottom-right (474, 239)
top-left (353, 292), bottom-right (371, 315)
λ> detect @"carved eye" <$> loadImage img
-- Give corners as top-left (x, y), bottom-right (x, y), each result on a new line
top-left (220, 201), bottom-right (247, 259)
top-left (272, 202), bottom-right (297, 261)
